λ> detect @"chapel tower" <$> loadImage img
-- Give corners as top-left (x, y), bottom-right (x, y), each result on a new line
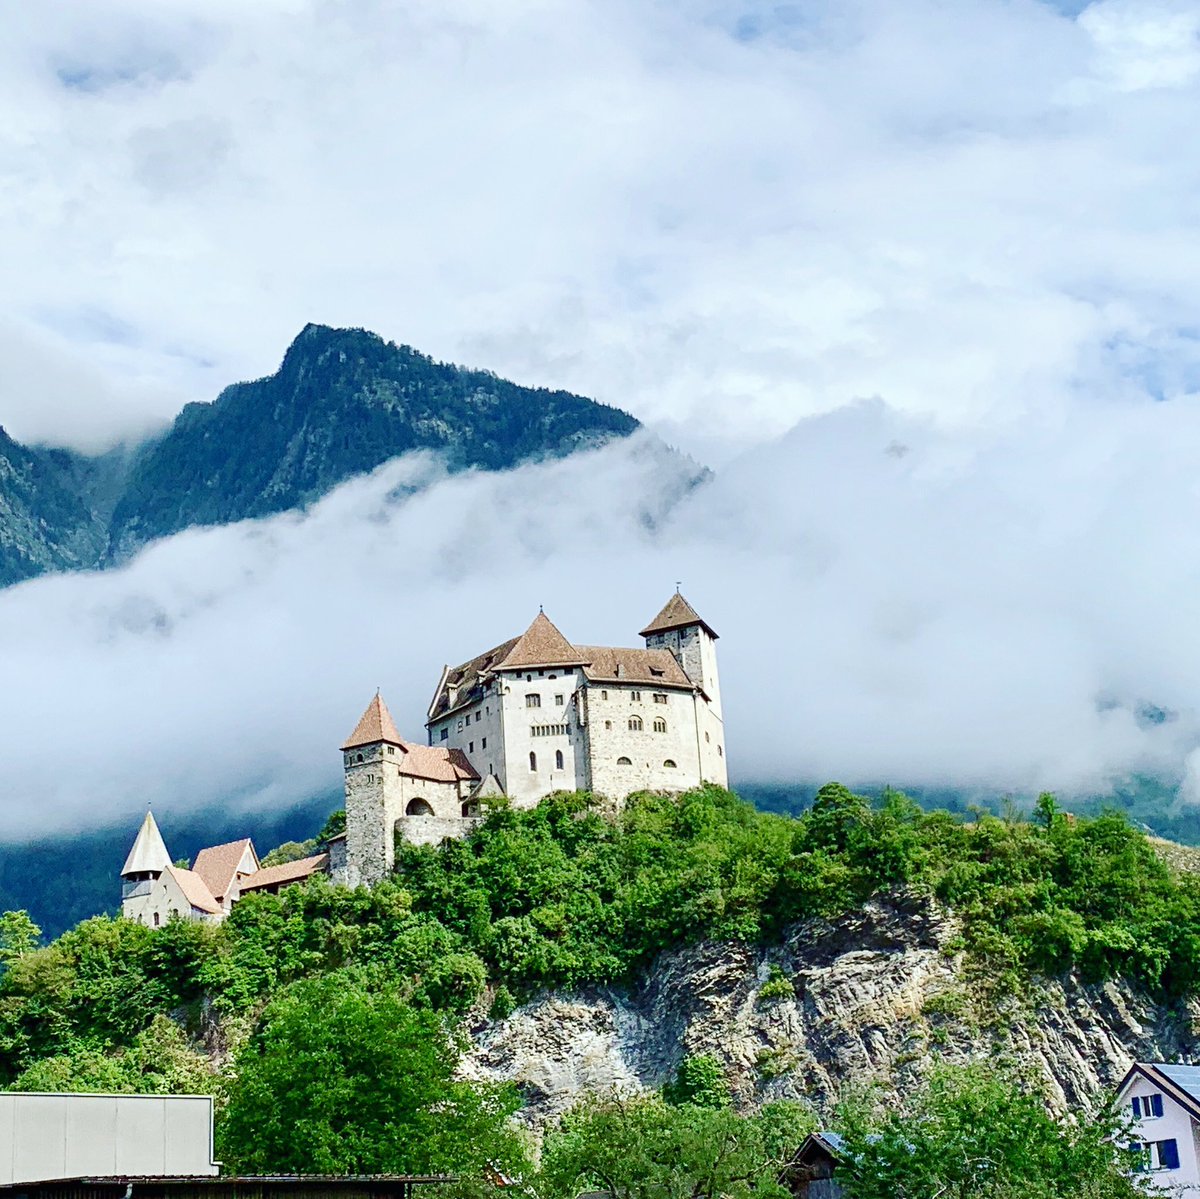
top-left (120, 809), bottom-right (171, 913)
top-left (340, 693), bottom-right (408, 887)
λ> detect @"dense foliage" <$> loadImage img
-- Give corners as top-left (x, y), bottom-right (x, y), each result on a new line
top-left (1, 783), bottom-right (1197, 1179)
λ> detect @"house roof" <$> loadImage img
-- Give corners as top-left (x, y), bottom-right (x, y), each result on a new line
top-left (239, 853), bottom-right (329, 893)
top-left (1119, 1062), bottom-right (1200, 1120)
top-left (639, 591), bottom-right (718, 640)
top-left (342, 693), bottom-right (405, 750)
top-left (494, 612), bottom-right (588, 670)
top-left (121, 810), bottom-right (172, 877)
top-left (192, 838), bottom-right (258, 901)
top-left (396, 742), bottom-right (479, 784)
top-left (576, 645), bottom-right (694, 689)
top-left (426, 634), bottom-right (521, 722)
top-left (164, 865), bottom-right (221, 915)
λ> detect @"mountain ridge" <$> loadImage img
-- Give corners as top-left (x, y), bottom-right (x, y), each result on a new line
top-left (0, 324), bottom-right (641, 586)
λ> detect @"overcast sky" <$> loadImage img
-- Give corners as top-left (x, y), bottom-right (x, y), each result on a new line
top-left (3, 0), bottom-right (1200, 836)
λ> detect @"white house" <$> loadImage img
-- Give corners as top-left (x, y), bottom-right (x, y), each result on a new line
top-left (1116, 1062), bottom-right (1200, 1195)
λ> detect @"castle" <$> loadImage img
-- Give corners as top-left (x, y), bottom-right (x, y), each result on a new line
top-left (122, 592), bottom-right (726, 916)
top-left (335, 592), bottom-right (726, 885)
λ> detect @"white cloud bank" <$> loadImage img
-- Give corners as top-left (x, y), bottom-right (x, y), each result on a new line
top-left (2, 0), bottom-right (1200, 457)
top-left (3, 400), bottom-right (1200, 840)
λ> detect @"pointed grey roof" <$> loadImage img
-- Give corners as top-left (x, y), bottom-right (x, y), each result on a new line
top-left (121, 809), bottom-right (171, 877)
top-left (640, 591), bottom-right (718, 639)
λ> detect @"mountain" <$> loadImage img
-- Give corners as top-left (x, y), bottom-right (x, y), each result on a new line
top-left (0, 324), bottom-right (640, 585)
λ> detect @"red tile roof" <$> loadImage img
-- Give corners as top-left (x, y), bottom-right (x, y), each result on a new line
top-left (165, 865), bottom-right (221, 915)
top-left (238, 853), bottom-right (329, 893)
top-left (395, 742), bottom-right (479, 783)
top-left (495, 612), bottom-right (588, 670)
top-left (575, 645), bottom-right (694, 688)
top-left (342, 693), bottom-right (406, 750)
top-left (639, 592), bottom-right (718, 639)
top-left (193, 838), bottom-right (258, 901)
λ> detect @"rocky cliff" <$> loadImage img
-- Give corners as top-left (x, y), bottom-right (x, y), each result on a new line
top-left (465, 893), bottom-right (1198, 1128)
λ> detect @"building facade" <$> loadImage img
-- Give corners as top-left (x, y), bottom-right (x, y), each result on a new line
top-left (338, 593), bottom-right (727, 885)
top-left (1116, 1062), bottom-right (1200, 1196)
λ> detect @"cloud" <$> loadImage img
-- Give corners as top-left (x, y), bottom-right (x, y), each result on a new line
top-left (0, 1), bottom-right (1199, 458)
top-left (4, 405), bottom-right (1200, 841)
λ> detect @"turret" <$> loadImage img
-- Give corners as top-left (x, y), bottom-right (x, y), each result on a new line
top-left (640, 591), bottom-right (722, 718)
top-left (341, 692), bottom-right (407, 887)
top-left (120, 809), bottom-right (171, 907)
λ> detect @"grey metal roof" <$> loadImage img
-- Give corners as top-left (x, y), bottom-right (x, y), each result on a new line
top-left (816, 1131), bottom-right (847, 1156)
top-left (120, 809), bottom-right (171, 877)
top-left (1152, 1063), bottom-right (1200, 1102)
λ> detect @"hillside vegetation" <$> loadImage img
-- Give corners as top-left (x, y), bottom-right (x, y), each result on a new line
top-left (0, 784), bottom-right (1189, 1191)
top-left (0, 324), bottom-right (640, 585)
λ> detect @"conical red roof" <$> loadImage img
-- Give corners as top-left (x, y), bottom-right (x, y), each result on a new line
top-left (496, 612), bottom-right (587, 669)
top-left (341, 693), bottom-right (405, 750)
top-left (639, 592), bottom-right (718, 639)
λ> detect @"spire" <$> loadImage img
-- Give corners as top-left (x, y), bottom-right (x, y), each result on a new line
top-left (341, 692), bottom-right (406, 750)
top-left (639, 591), bottom-right (718, 640)
top-left (121, 809), bottom-right (171, 878)
top-left (496, 612), bottom-right (587, 670)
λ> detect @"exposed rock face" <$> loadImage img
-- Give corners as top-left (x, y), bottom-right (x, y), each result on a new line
top-left (465, 893), bottom-right (1200, 1128)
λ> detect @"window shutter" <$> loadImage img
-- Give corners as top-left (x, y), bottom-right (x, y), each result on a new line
top-left (1151, 1094), bottom-right (1164, 1118)
top-left (1162, 1140), bottom-right (1180, 1170)
top-left (1133, 1097), bottom-right (1142, 1119)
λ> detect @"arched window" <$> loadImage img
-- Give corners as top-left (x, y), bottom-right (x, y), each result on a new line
top-left (555, 749), bottom-right (564, 770)
top-left (653, 718), bottom-right (666, 734)
top-left (529, 751), bottom-right (537, 771)
top-left (628, 716), bottom-right (643, 732)
top-left (356, 753), bottom-right (364, 762)
top-left (664, 759), bottom-right (677, 769)
top-left (406, 798), bottom-right (434, 816)
top-left (617, 756), bottom-right (632, 766)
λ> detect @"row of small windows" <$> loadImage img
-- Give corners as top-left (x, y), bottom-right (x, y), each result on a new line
top-left (596, 690), bottom-right (668, 703)
top-left (531, 724), bottom-right (569, 737)
top-left (529, 750), bottom-right (566, 771)
top-left (615, 758), bottom-right (677, 768)
top-left (526, 693), bottom-right (568, 708)
top-left (625, 716), bottom-right (668, 733)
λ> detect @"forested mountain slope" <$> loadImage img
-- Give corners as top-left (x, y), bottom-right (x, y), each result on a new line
top-left (0, 325), bottom-right (640, 585)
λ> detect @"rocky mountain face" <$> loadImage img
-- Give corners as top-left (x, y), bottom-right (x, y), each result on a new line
top-left (465, 893), bottom-right (1197, 1129)
top-left (0, 324), bottom-right (639, 585)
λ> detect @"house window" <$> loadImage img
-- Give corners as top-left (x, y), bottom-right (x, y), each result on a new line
top-left (653, 718), bottom-right (667, 734)
top-left (555, 750), bottom-right (564, 770)
top-left (526, 694), bottom-right (541, 708)
top-left (664, 759), bottom-right (677, 768)
top-left (653, 693), bottom-right (668, 704)
top-left (1134, 1095), bottom-right (1165, 1120)
top-left (440, 728), bottom-right (448, 742)
top-left (482, 737), bottom-right (487, 749)
top-left (1137, 1139), bottom-right (1180, 1171)
top-left (529, 751), bottom-right (537, 771)
top-left (555, 694), bottom-right (564, 705)
top-left (629, 716), bottom-right (643, 731)
top-left (631, 690), bottom-right (642, 701)
top-left (617, 756), bottom-right (632, 766)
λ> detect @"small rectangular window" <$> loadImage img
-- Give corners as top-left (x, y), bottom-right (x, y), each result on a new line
top-left (555, 694), bottom-right (564, 705)
top-left (601, 690), bottom-right (608, 700)
top-left (440, 728), bottom-right (448, 742)
top-left (526, 694), bottom-right (541, 708)
top-left (482, 737), bottom-right (487, 749)
top-left (653, 693), bottom-right (668, 704)
top-left (469, 741), bottom-right (474, 753)
top-left (457, 719), bottom-right (464, 731)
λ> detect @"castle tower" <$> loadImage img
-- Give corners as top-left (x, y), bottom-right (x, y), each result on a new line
top-left (640, 591), bottom-right (722, 718)
top-left (341, 692), bottom-right (408, 887)
top-left (120, 809), bottom-right (171, 917)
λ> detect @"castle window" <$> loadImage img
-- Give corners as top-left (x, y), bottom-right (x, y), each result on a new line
top-left (664, 759), bottom-right (677, 769)
top-left (469, 741), bottom-right (475, 753)
top-left (461, 802), bottom-right (473, 817)
top-left (356, 753), bottom-right (364, 763)
top-left (457, 719), bottom-right (464, 732)
top-left (555, 694), bottom-right (564, 706)
top-left (705, 732), bottom-right (710, 743)
top-left (538, 670), bottom-right (545, 677)
top-left (653, 718), bottom-right (667, 734)
top-left (549, 674), bottom-right (557, 680)
top-left (605, 720), bottom-right (612, 730)
top-left (440, 728), bottom-right (448, 742)
top-left (465, 713), bottom-right (471, 725)
top-left (482, 737), bottom-right (487, 749)
top-left (526, 694), bottom-right (541, 708)
top-left (529, 751), bottom-right (537, 771)
top-left (154, 912), bottom-right (160, 927)
top-left (388, 745), bottom-right (396, 754)
top-left (601, 690), bottom-right (608, 700)
top-left (718, 745), bottom-right (723, 756)
top-left (406, 798), bottom-right (434, 817)
top-left (653, 693), bottom-right (668, 704)
top-left (527, 674), bottom-right (532, 681)
top-left (628, 716), bottom-right (643, 732)
top-left (631, 690), bottom-right (642, 701)
top-left (555, 750), bottom-right (564, 770)
top-left (650, 668), bottom-right (665, 677)
top-left (617, 756), bottom-right (632, 766)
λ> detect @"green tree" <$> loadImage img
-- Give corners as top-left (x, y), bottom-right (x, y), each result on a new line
top-left (662, 1054), bottom-right (730, 1109)
top-left (218, 973), bottom-right (528, 1179)
top-left (836, 1063), bottom-right (1147, 1199)
top-left (0, 911), bottom-right (40, 967)
top-left (539, 1092), bottom-right (812, 1199)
